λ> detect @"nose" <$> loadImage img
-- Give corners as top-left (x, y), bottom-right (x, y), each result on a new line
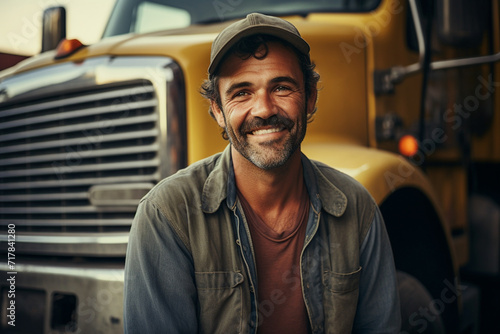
top-left (251, 90), bottom-right (277, 119)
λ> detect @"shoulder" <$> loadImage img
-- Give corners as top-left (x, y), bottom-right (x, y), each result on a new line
top-left (133, 152), bottom-right (224, 247)
top-left (139, 152), bottom-right (223, 222)
top-left (310, 159), bottom-right (377, 242)
top-left (146, 153), bottom-right (221, 199)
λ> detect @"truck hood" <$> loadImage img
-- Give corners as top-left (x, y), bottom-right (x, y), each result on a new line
top-left (0, 22), bottom-right (225, 80)
top-left (1, 14), bottom-right (366, 80)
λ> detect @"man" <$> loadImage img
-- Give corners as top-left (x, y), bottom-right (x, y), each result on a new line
top-left (124, 13), bottom-right (401, 333)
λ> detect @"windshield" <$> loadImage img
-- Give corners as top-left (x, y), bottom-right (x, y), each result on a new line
top-left (103, 0), bottom-right (381, 37)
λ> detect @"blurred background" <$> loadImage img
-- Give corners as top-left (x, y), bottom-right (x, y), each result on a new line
top-left (0, 0), bottom-right (116, 68)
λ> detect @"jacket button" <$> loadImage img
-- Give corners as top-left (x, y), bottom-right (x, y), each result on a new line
top-left (235, 273), bottom-right (244, 284)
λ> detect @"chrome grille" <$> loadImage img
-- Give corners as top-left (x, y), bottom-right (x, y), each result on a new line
top-left (0, 81), bottom-right (160, 222)
top-left (0, 56), bottom-right (187, 256)
top-left (0, 56), bottom-right (184, 256)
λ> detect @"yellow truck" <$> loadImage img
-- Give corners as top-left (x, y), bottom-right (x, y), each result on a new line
top-left (1, 0), bottom-right (498, 333)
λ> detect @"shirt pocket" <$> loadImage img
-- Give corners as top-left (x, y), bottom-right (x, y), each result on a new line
top-left (195, 271), bottom-right (245, 334)
top-left (322, 266), bottom-right (362, 293)
top-left (322, 267), bottom-right (362, 333)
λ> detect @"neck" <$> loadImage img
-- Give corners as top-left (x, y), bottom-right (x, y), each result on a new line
top-left (232, 145), bottom-right (306, 226)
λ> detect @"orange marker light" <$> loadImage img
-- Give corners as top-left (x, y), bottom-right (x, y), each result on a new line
top-left (399, 135), bottom-right (419, 157)
top-left (55, 39), bottom-right (85, 59)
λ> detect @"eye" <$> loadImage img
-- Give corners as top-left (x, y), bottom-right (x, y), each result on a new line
top-left (274, 85), bottom-right (294, 96)
top-left (232, 90), bottom-right (249, 99)
top-left (275, 85), bottom-right (290, 92)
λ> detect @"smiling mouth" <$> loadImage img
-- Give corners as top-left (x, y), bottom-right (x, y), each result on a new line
top-left (251, 126), bottom-right (284, 136)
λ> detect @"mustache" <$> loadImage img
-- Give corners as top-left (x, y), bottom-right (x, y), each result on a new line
top-left (240, 114), bottom-right (294, 134)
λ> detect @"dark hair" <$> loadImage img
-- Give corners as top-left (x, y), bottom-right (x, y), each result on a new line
top-left (200, 34), bottom-right (320, 140)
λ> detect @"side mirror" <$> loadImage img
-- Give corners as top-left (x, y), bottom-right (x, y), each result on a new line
top-left (41, 6), bottom-right (66, 53)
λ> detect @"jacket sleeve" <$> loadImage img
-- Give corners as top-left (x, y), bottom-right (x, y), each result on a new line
top-left (352, 207), bottom-right (401, 333)
top-left (124, 198), bottom-right (198, 333)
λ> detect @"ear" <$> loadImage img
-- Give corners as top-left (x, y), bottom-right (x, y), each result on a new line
top-left (211, 100), bottom-right (226, 128)
top-left (306, 84), bottom-right (318, 116)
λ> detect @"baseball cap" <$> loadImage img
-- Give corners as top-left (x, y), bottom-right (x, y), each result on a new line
top-left (208, 12), bottom-right (310, 76)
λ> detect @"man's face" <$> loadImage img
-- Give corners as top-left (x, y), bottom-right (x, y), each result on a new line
top-left (212, 41), bottom-right (316, 170)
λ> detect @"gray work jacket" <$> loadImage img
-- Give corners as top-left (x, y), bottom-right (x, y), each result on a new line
top-left (124, 145), bottom-right (401, 333)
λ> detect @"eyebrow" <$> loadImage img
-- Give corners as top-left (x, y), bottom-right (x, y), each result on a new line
top-left (224, 76), bottom-right (300, 97)
top-left (270, 76), bottom-right (300, 87)
top-left (225, 81), bottom-right (253, 97)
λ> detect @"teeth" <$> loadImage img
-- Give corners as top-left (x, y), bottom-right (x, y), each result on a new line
top-left (252, 127), bottom-right (282, 135)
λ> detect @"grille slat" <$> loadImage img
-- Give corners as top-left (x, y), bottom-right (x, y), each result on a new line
top-left (0, 99), bottom-right (157, 131)
top-left (0, 113), bottom-right (158, 142)
top-left (0, 158), bottom-right (160, 178)
top-left (1, 219), bottom-right (132, 226)
top-left (0, 192), bottom-right (89, 202)
top-left (0, 173), bottom-right (159, 190)
top-left (0, 129), bottom-right (159, 154)
top-left (0, 144), bottom-right (159, 167)
top-left (1, 206), bottom-right (138, 214)
top-left (0, 85), bottom-right (155, 119)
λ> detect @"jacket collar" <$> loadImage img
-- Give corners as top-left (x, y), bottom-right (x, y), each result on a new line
top-left (302, 155), bottom-right (347, 217)
top-left (201, 145), bottom-right (233, 213)
top-left (201, 145), bottom-right (347, 217)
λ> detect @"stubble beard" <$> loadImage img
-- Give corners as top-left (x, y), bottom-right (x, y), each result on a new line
top-left (224, 110), bottom-right (308, 170)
